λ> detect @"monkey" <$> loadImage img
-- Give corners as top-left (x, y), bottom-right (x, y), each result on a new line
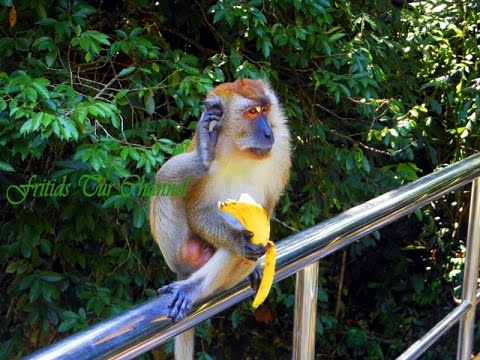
top-left (150, 78), bottom-right (291, 359)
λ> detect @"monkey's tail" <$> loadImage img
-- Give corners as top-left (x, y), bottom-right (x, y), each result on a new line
top-left (175, 327), bottom-right (195, 360)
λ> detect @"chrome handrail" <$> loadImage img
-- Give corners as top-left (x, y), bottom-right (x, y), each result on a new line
top-left (22, 154), bottom-right (480, 360)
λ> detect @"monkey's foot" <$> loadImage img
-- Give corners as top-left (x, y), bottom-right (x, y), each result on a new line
top-left (247, 263), bottom-right (263, 291)
top-left (157, 281), bottom-right (196, 322)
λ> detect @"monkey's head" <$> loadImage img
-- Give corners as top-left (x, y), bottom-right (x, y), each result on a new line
top-left (205, 78), bottom-right (286, 160)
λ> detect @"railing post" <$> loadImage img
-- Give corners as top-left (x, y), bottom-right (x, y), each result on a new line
top-left (457, 177), bottom-right (480, 360)
top-left (292, 262), bottom-right (319, 360)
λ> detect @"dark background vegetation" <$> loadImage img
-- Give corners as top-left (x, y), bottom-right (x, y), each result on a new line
top-left (0, 0), bottom-right (479, 359)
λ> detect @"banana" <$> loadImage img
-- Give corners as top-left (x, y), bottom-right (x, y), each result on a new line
top-left (218, 193), bottom-right (276, 308)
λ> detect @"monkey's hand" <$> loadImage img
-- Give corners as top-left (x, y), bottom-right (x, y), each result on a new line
top-left (239, 230), bottom-right (268, 261)
top-left (221, 213), bottom-right (267, 261)
top-left (157, 280), bottom-right (198, 322)
top-left (218, 193), bottom-right (276, 308)
top-left (197, 101), bottom-right (223, 171)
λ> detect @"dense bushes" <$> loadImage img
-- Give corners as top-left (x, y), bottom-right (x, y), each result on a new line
top-left (0, 0), bottom-right (478, 359)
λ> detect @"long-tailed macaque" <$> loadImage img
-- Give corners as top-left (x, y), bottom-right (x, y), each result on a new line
top-left (150, 78), bottom-right (291, 359)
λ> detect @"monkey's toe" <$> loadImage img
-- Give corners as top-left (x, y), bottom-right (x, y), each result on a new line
top-left (247, 264), bottom-right (263, 291)
top-left (157, 282), bottom-right (194, 322)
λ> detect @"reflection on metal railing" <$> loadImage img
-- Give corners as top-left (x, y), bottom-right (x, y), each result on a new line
top-left (22, 154), bottom-right (480, 360)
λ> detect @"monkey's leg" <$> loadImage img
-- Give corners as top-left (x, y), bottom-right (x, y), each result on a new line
top-left (158, 249), bottom-right (256, 321)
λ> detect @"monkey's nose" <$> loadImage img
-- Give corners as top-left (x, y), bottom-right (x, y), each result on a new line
top-left (256, 115), bottom-right (274, 145)
top-left (263, 127), bottom-right (274, 145)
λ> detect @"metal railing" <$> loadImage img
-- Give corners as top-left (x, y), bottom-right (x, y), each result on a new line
top-left (23, 154), bottom-right (480, 360)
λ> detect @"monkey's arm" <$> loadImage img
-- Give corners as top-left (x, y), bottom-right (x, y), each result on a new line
top-left (186, 201), bottom-right (267, 261)
top-left (154, 105), bottom-right (222, 184)
top-left (155, 152), bottom-right (203, 184)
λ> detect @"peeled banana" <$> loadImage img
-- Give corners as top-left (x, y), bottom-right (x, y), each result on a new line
top-left (218, 193), bottom-right (276, 308)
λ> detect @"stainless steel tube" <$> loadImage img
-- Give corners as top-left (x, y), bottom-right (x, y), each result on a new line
top-left (396, 300), bottom-right (472, 360)
top-left (397, 288), bottom-right (480, 360)
top-left (457, 178), bottom-right (480, 360)
top-left (22, 154), bottom-right (480, 360)
top-left (292, 262), bottom-right (319, 360)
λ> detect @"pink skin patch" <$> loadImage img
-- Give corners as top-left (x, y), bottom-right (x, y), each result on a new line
top-left (179, 238), bottom-right (215, 271)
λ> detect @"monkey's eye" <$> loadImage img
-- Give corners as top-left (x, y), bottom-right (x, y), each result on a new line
top-left (245, 106), bottom-right (262, 120)
top-left (262, 104), bottom-right (271, 113)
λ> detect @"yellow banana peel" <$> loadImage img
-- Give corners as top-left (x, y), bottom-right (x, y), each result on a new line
top-left (218, 193), bottom-right (276, 308)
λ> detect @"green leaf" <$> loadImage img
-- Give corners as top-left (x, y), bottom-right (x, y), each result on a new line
top-left (212, 7), bottom-right (226, 24)
top-left (328, 33), bottom-right (346, 42)
top-left (102, 194), bottom-right (124, 208)
top-left (51, 119), bottom-right (63, 139)
top-left (144, 93), bottom-right (155, 115)
top-left (30, 280), bottom-right (42, 303)
top-left (6, 261), bottom-right (27, 274)
top-left (261, 37), bottom-right (272, 58)
top-left (59, 118), bottom-right (79, 141)
top-left (90, 152), bottom-right (105, 171)
top-left (33, 36), bottom-right (54, 51)
top-left (58, 319), bottom-right (77, 333)
top-left (31, 112), bottom-right (43, 132)
top-left (89, 31), bottom-right (110, 46)
top-left (25, 87), bottom-right (38, 103)
top-left (61, 310), bottom-right (79, 320)
top-left (20, 119), bottom-right (33, 134)
top-left (128, 148), bottom-right (140, 161)
top-left (411, 275), bottom-right (424, 294)
top-left (74, 107), bottom-right (88, 124)
top-left (42, 113), bottom-right (54, 127)
top-left (112, 163), bottom-right (130, 178)
top-left (133, 207), bottom-right (145, 228)
top-left (30, 80), bottom-right (50, 99)
top-left (118, 66), bottom-right (135, 77)
top-left (111, 113), bottom-right (120, 129)
top-left (0, 161), bottom-right (14, 172)
top-left (39, 271), bottom-right (63, 282)
top-left (45, 50), bottom-right (57, 67)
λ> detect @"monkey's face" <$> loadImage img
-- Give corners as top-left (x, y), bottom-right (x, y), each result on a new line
top-left (208, 79), bottom-right (283, 161)
top-left (237, 101), bottom-right (275, 159)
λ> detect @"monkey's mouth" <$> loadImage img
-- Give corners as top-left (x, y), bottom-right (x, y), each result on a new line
top-left (247, 147), bottom-right (272, 159)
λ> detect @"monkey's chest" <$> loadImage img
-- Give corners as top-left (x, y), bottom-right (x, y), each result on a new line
top-left (207, 161), bottom-right (271, 205)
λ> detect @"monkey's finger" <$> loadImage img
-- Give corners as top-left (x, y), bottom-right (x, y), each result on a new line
top-left (157, 284), bottom-right (173, 295)
top-left (168, 291), bottom-right (183, 318)
top-left (169, 293), bottom-right (192, 322)
top-left (177, 296), bottom-right (192, 321)
top-left (206, 108), bottom-right (223, 118)
top-left (202, 111), bottom-right (222, 122)
top-left (209, 124), bottom-right (221, 146)
top-left (243, 229), bottom-right (254, 240)
top-left (243, 242), bottom-right (267, 261)
top-left (202, 99), bottom-right (223, 112)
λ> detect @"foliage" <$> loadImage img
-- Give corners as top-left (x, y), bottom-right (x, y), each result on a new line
top-left (0, 0), bottom-right (478, 359)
